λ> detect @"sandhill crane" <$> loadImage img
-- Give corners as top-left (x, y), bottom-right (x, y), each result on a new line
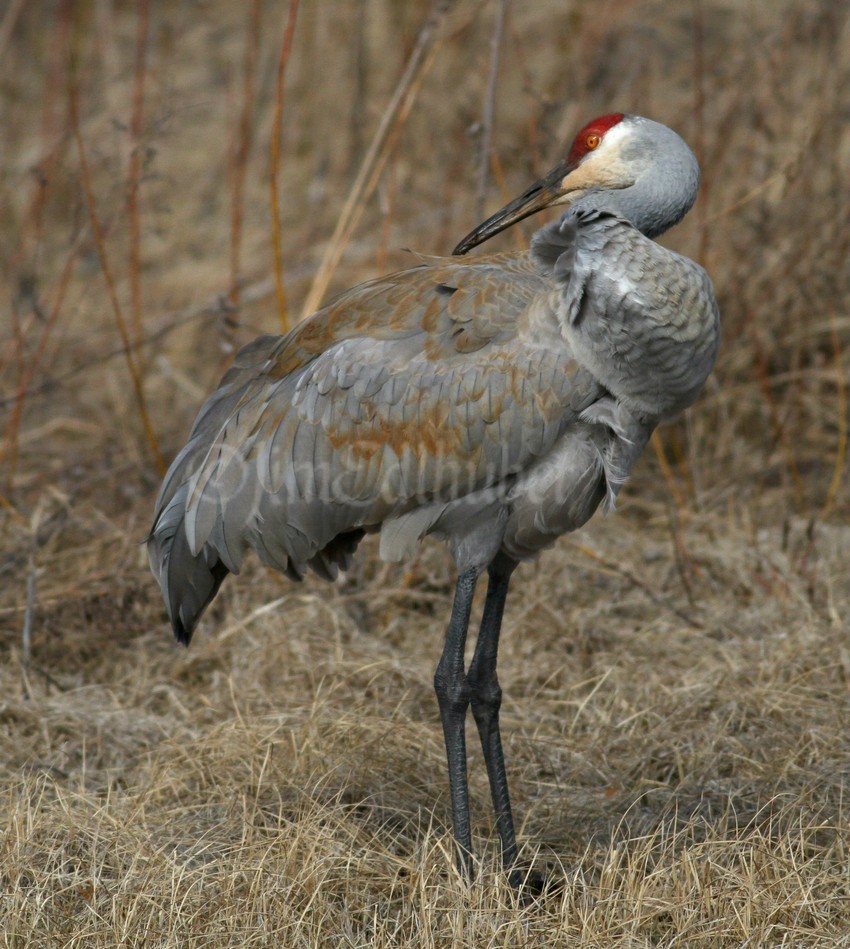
top-left (149, 113), bottom-right (720, 882)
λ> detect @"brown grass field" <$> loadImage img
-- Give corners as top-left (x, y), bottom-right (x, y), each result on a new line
top-left (2, 1), bottom-right (849, 945)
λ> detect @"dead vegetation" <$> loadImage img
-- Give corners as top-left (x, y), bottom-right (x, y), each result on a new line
top-left (1, 0), bottom-right (849, 945)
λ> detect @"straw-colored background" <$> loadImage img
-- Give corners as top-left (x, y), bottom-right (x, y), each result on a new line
top-left (2, 1), bottom-right (849, 944)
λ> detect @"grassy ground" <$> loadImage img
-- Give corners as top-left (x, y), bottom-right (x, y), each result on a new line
top-left (2, 0), bottom-right (849, 945)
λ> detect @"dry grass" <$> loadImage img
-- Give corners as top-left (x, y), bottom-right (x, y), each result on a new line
top-left (2, 1), bottom-right (849, 945)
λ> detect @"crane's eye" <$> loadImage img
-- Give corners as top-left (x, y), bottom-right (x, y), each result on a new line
top-left (585, 133), bottom-right (601, 150)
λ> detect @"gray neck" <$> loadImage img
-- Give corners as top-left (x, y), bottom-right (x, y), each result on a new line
top-left (573, 117), bottom-right (700, 239)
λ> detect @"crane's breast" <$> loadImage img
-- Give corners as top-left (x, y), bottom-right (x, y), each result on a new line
top-left (565, 221), bottom-right (720, 420)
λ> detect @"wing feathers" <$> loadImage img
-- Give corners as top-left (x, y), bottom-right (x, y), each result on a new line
top-left (149, 248), bottom-right (598, 635)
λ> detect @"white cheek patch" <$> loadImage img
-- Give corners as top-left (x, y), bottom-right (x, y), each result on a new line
top-left (599, 120), bottom-right (631, 154)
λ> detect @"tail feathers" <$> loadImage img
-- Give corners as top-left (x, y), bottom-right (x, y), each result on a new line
top-left (148, 487), bottom-right (230, 646)
top-left (150, 484), bottom-right (367, 642)
top-left (307, 528), bottom-right (366, 581)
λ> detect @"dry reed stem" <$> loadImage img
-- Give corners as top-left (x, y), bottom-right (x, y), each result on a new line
top-left (474, 0), bottom-right (508, 222)
top-left (126, 0), bottom-right (149, 366)
top-left (691, 0), bottom-right (710, 270)
top-left (822, 310), bottom-right (848, 517)
top-left (228, 0), bottom-right (263, 319)
top-left (650, 429), bottom-right (688, 511)
top-left (269, 0), bottom-right (300, 334)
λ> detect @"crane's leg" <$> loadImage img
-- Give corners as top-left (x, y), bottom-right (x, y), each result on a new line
top-left (433, 566), bottom-right (479, 878)
top-left (467, 553), bottom-right (519, 874)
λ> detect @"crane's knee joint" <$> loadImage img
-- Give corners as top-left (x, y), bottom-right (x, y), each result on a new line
top-left (434, 669), bottom-right (472, 714)
top-left (470, 680), bottom-right (502, 715)
top-left (467, 664), bottom-right (502, 707)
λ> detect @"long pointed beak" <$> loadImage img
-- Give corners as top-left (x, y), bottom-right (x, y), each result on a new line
top-left (453, 159), bottom-right (577, 255)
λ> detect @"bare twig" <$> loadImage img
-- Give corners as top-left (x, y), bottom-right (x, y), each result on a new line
top-left (300, 0), bottom-right (456, 319)
top-left (474, 0), bottom-right (508, 222)
top-left (821, 309), bottom-right (847, 517)
top-left (692, 0), bottom-right (710, 269)
top-left (229, 0), bottom-right (263, 318)
top-left (21, 562), bottom-right (36, 701)
top-left (651, 430), bottom-right (688, 511)
top-left (127, 0), bottom-right (150, 363)
top-left (269, 0), bottom-right (300, 333)
top-left (70, 75), bottom-right (165, 474)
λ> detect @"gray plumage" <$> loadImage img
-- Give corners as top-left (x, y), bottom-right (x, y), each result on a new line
top-left (148, 112), bottom-right (720, 881)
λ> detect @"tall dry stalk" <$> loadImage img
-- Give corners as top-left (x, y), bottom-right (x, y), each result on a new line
top-left (228, 0), bottom-right (263, 319)
top-left (126, 0), bottom-right (149, 365)
top-left (269, 0), bottom-right (300, 334)
top-left (821, 311), bottom-right (848, 518)
top-left (474, 0), bottom-right (508, 222)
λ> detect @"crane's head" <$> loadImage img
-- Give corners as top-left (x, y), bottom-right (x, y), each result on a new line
top-left (453, 113), bottom-right (700, 253)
